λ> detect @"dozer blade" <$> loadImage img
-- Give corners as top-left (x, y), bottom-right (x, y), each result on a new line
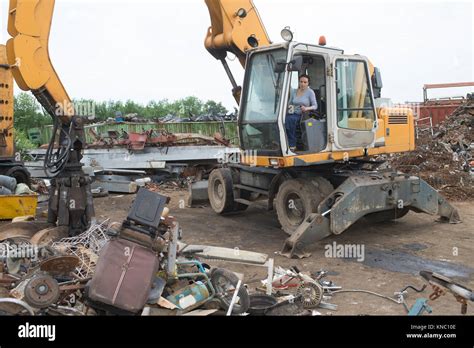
top-left (280, 173), bottom-right (461, 259)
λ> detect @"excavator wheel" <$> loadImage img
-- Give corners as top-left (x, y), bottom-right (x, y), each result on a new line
top-left (275, 177), bottom-right (333, 235)
top-left (208, 168), bottom-right (246, 214)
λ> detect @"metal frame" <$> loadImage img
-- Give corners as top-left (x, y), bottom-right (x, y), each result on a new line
top-left (415, 116), bottom-right (434, 138)
top-left (281, 171), bottom-right (461, 258)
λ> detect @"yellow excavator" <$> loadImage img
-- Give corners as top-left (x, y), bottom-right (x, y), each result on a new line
top-left (203, 0), bottom-right (460, 258)
top-left (3, 0), bottom-right (460, 258)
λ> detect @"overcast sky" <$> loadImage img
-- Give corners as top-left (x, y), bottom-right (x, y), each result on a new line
top-left (1, 0), bottom-right (472, 110)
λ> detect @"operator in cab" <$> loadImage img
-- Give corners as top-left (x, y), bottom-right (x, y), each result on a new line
top-left (285, 74), bottom-right (317, 152)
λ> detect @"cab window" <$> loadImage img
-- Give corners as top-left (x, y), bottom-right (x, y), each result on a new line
top-left (335, 59), bottom-right (375, 130)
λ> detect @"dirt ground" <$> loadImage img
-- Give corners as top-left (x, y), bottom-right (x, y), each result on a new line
top-left (83, 187), bottom-right (474, 316)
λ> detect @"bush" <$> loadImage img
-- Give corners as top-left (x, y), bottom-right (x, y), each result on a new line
top-left (14, 130), bottom-right (37, 159)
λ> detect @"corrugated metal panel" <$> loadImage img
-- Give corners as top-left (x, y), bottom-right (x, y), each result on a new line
top-left (419, 104), bottom-right (460, 126)
top-left (40, 121), bottom-right (239, 145)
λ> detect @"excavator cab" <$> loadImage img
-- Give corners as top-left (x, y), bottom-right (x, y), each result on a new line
top-left (238, 42), bottom-right (378, 159)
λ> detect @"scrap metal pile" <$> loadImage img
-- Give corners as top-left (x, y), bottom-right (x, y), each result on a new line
top-left (0, 187), bottom-right (357, 316)
top-left (158, 113), bottom-right (237, 123)
top-left (87, 128), bottom-right (230, 150)
top-left (390, 99), bottom-right (474, 200)
top-left (0, 188), bottom-right (254, 316)
top-left (100, 112), bottom-right (237, 124)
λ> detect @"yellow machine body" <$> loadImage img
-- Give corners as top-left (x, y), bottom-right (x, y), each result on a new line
top-left (0, 45), bottom-right (14, 159)
top-left (0, 194), bottom-right (37, 220)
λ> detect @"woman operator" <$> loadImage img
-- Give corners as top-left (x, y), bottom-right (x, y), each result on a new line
top-left (285, 74), bottom-right (317, 151)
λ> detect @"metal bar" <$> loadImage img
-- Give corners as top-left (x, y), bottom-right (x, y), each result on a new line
top-left (226, 279), bottom-right (242, 316)
top-left (266, 258), bottom-right (274, 296)
top-left (220, 58), bottom-right (238, 89)
top-left (166, 223), bottom-right (179, 277)
top-left (234, 184), bottom-right (269, 196)
top-left (423, 82), bottom-right (474, 89)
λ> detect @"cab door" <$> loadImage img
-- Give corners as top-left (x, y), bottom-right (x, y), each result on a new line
top-left (331, 55), bottom-right (377, 150)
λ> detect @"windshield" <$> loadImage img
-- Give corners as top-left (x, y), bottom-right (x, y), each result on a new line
top-left (239, 49), bottom-right (287, 154)
top-left (241, 49), bottom-right (287, 122)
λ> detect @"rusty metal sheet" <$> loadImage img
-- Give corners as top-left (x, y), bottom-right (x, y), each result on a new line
top-left (40, 255), bottom-right (80, 276)
top-left (30, 226), bottom-right (68, 246)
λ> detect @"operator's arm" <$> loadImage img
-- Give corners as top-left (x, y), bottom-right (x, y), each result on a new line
top-left (307, 90), bottom-right (318, 111)
top-left (301, 90), bottom-right (317, 112)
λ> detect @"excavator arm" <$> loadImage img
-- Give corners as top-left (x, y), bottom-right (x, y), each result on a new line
top-left (7, 0), bottom-right (72, 121)
top-left (204, 0), bottom-right (271, 103)
top-left (7, 0), bottom-right (94, 236)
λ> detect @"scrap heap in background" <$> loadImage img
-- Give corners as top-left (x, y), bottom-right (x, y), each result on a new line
top-left (390, 99), bottom-right (474, 200)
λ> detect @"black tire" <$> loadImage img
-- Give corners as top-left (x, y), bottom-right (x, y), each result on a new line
top-left (275, 177), bottom-right (333, 235)
top-left (364, 207), bottom-right (410, 224)
top-left (208, 168), bottom-right (249, 213)
top-left (210, 268), bottom-right (250, 315)
top-left (208, 168), bottom-right (235, 214)
top-left (5, 166), bottom-right (31, 187)
top-left (308, 176), bottom-right (334, 198)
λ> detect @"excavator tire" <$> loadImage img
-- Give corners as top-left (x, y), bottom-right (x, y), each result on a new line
top-left (208, 168), bottom-right (238, 214)
top-left (275, 177), bottom-right (333, 235)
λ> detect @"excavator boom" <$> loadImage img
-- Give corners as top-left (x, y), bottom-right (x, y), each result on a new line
top-left (204, 0), bottom-right (271, 103)
top-left (7, 0), bottom-right (72, 121)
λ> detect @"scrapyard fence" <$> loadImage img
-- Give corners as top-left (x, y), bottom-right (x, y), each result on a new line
top-left (39, 121), bottom-right (239, 146)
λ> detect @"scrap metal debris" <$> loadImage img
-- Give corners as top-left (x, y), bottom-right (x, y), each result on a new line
top-left (0, 188), bottom-right (255, 316)
top-left (257, 266), bottom-right (339, 315)
top-left (52, 220), bottom-right (111, 279)
top-left (390, 99), bottom-right (474, 200)
top-left (420, 270), bottom-right (474, 314)
top-left (2, 186), bottom-right (470, 316)
top-left (87, 128), bottom-right (231, 149)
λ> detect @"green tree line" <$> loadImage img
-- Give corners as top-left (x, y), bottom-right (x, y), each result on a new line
top-left (13, 92), bottom-right (230, 132)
